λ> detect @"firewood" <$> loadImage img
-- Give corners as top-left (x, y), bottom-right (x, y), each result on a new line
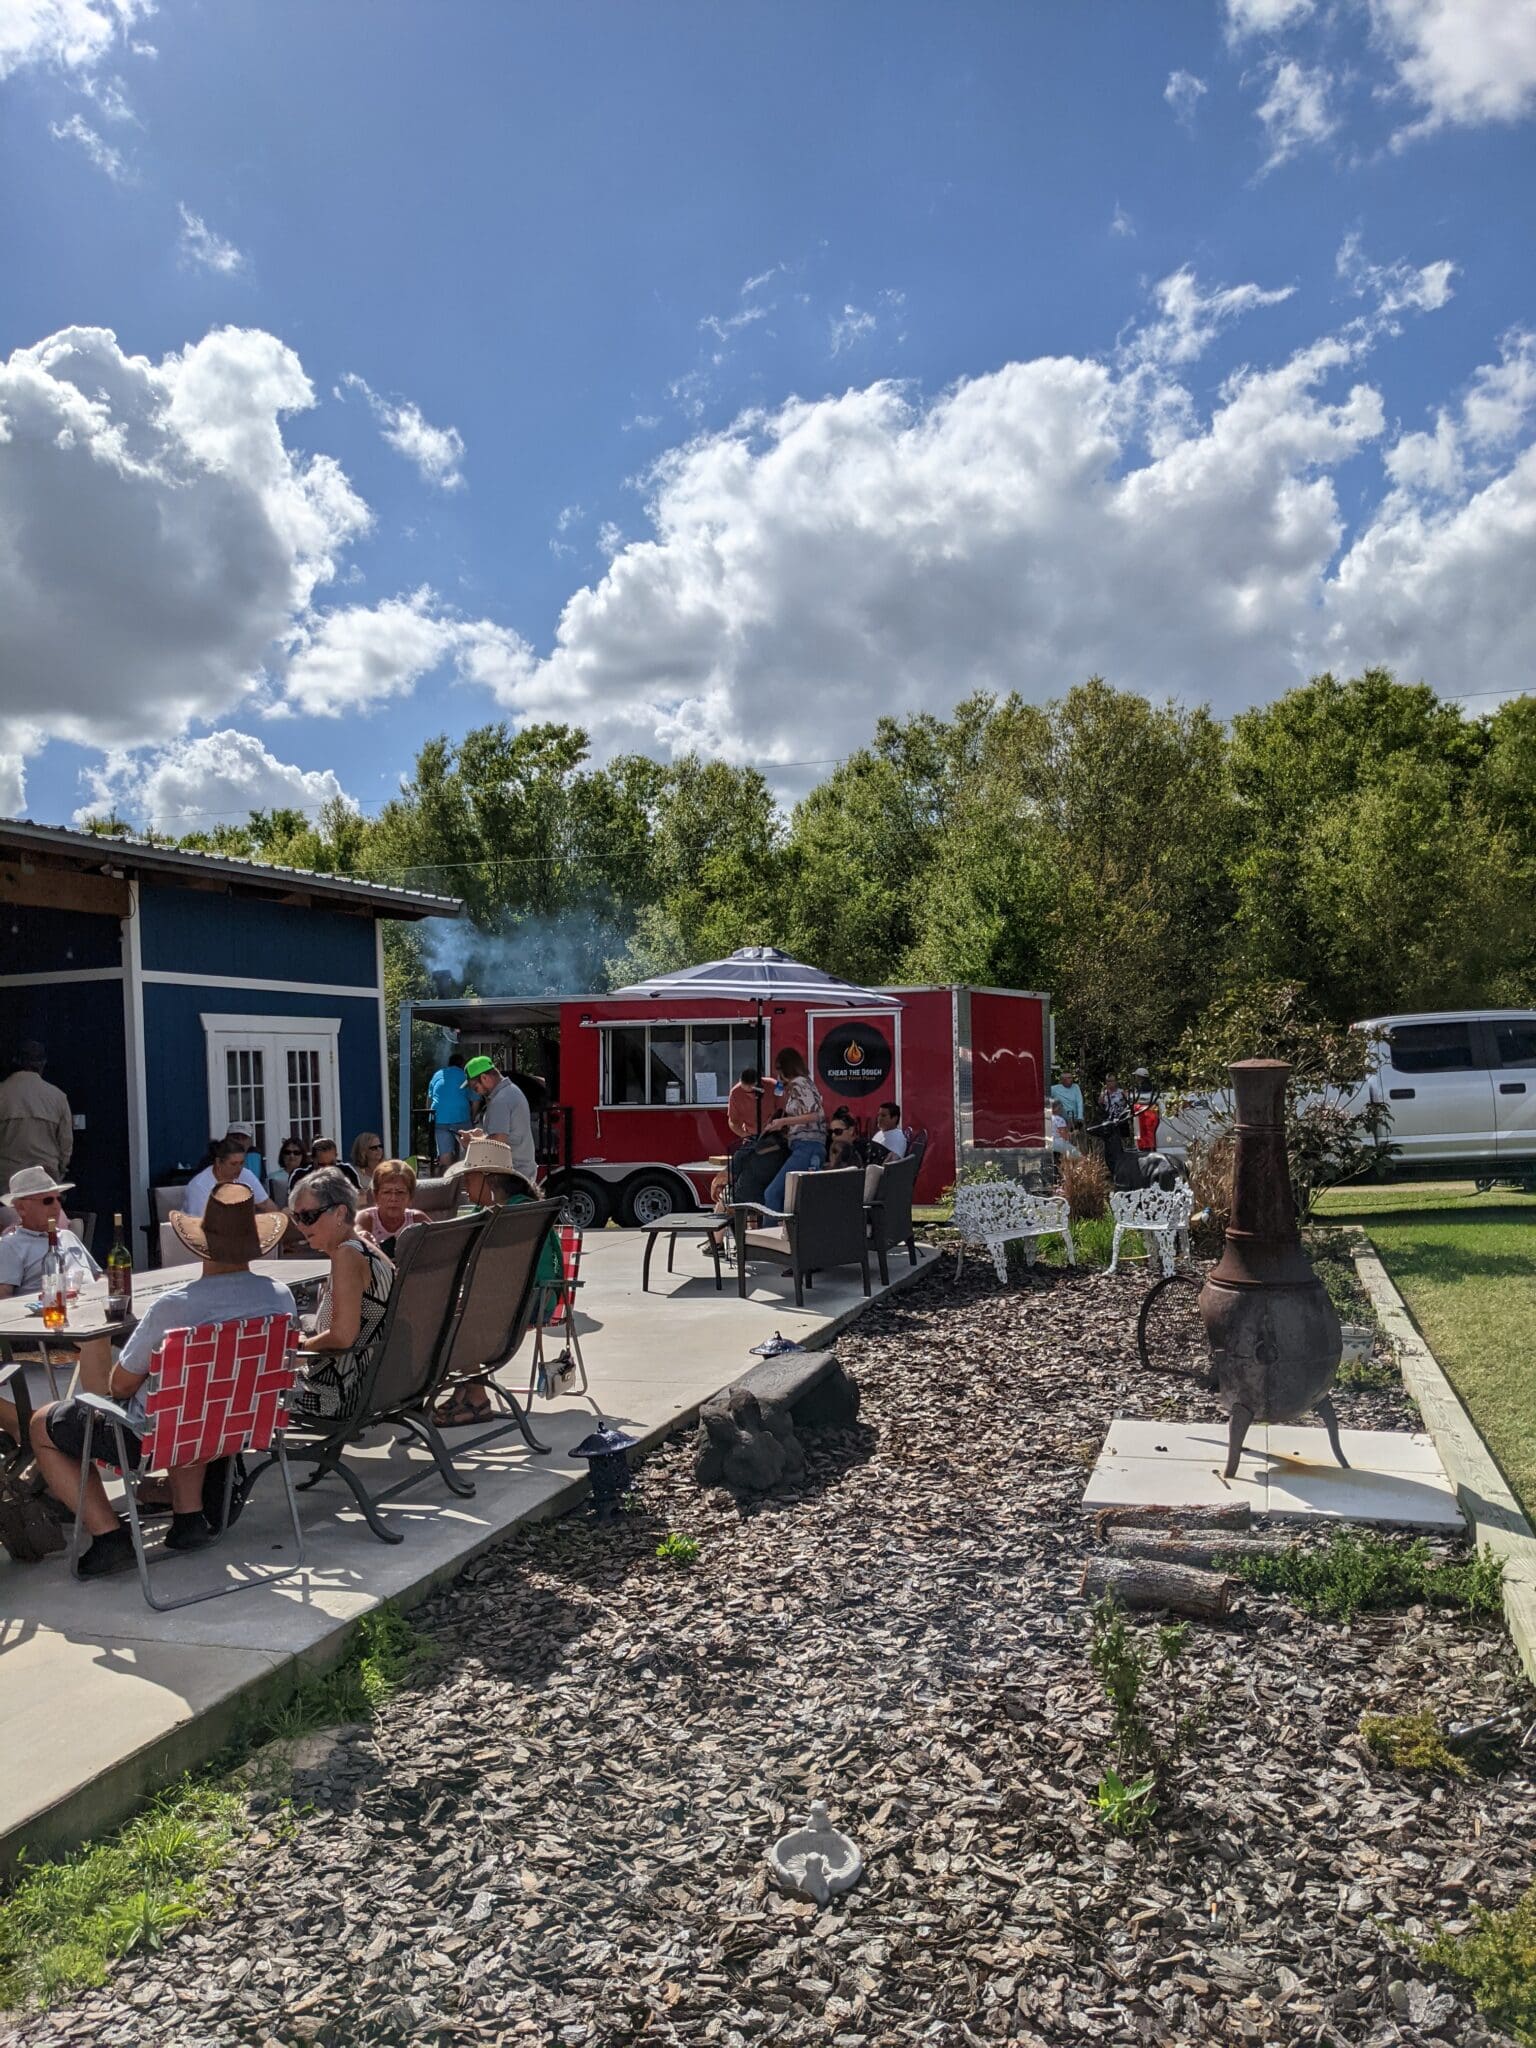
top-left (1080, 1555), bottom-right (1237, 1619)
top-left (1104, 1531), bottom-right (1296, 1569)
top-left (1094, 1501), bottom-right (1253, 1533)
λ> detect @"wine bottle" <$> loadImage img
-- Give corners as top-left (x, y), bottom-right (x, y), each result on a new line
top-left (41, 1220), bottom-right (68, 1331)
top-left (107, 1212), bottom-right (133, 1319)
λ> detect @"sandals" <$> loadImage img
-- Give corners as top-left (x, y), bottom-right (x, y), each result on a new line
top-left (432, 1392), bottom-right (491, 1428)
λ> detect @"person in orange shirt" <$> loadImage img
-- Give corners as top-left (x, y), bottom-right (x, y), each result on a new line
top-left (726, 1066), bottom-right (762, 1140)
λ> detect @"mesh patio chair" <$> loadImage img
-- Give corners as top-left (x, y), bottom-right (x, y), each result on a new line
top-left (530, 1223), bottom-right (589, 1400)
top-left (71, 1313), bottom-right (304, 1611)
top-left (243, 1212), bottom-right (487, 1544)
top-left (431, 1198), bottom-right (563, 1457)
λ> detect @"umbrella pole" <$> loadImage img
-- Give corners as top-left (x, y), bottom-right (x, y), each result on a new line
top-left (755, 1002), bottom-right (765, 1132)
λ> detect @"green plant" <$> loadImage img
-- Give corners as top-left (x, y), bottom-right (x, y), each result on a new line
top-left (1360, 1708), bottom-right (1469, 1779)
top-left (1337, 1353), bottom-right (1400, 1391)
top-left (655, 1531), bottom-right (701, 1566)
top-left (1094, 1769), bottom-right (1157, 1838)
top-left (260, 1602), bottom-right (432, 1740)
top-left (1421, 1883), bottom-right (1536, 2047)
top-left (1225, 1532), bottom-right (1504, 1622)
top-left (0, 1782), bottom-right (243, 2010)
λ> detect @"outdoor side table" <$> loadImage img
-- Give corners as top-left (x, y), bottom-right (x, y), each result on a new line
top-left (639, 1217), bottom-right (725, 1293)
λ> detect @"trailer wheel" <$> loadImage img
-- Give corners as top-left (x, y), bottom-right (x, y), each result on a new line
top-left (618, 1173), bottom-right (688, 1228)
top-left (559, 1176), bottom-right (611, 1231)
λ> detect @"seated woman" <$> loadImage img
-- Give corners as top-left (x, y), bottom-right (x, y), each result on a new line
top-left (287, 1167), bottom-right (395, 1422)
top-left (827, 1109), bottom-right (869, 1171)
top-left (357, 1158), bottom-right (431, 1257)
top-left (350, 1132), bottom-right (386, 1203)
top-left (432, 1137), bottom-right (560, 1427)
top-left (266, 1136), bottom-right (308, 1209)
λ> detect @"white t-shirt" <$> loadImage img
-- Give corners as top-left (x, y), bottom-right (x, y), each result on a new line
top-left (0, 1224), bottom-right (99, 1294)
top-left (874, 1125), bottom-right (908, 1160)
top-left (183, 1166), bottom-right (269, 1218)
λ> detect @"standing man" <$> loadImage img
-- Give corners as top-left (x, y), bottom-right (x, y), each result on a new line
top-left (0, 1042), bottom-right (73, 1192)
top-left (464, 1056), bottom-right (537, 1181)
top-left (1050, 1067), bottom-right (1085, 1142)
top-left (428, 1049), bottom-right (472, 1171)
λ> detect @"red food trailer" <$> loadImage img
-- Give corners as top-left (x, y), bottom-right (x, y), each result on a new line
top-left (398, 983), bottom-right (1052, 1228)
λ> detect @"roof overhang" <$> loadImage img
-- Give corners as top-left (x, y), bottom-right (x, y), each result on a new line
top-left (0, 821), bottom-right (461, 920)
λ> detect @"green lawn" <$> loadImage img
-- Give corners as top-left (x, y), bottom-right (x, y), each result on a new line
top-left (1316, 1180), bottom-right (1536, 1520)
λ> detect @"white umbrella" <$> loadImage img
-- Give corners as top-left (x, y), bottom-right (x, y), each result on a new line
top-left (608, 947), bottom-right (901, 1130)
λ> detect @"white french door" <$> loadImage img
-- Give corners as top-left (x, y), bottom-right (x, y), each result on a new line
top-left (202, 1014), bottom-right (341, 1166)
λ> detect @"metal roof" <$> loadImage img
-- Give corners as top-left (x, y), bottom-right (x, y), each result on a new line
top-left (0, 819), bottom-right (461, 919)
top-left (406, 995), bottom-right (577, 1031)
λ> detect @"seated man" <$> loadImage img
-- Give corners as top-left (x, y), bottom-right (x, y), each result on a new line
top-left (870, 1101), bottom-right (908, 1162)
top-left (290, 1135), bottom-right (360, 1192)
top-left (0, 1167), bottom-right (108, 1438)
top-left (184, 1136), bottom-right (278, 1219)
top-left (29, 1184), bottom-right (293, 1577)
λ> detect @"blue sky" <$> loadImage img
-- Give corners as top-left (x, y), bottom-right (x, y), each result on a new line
top-left (2, 0), bottom-right (1534, 834)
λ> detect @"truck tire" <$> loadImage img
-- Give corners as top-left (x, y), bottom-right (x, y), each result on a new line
top-left (618, 1173), bottom-right (690, 1228)
top-left (559, 1176), bottom-right (611, 1231)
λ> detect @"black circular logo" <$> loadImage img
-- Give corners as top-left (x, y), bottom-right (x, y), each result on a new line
top-left (816, 1021), bottom-right (892, 1099)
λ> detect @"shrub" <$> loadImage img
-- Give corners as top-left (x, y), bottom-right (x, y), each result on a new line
top-left (1360, 1708), bottom-right (1469, 1778)
top-left (1421, 1883), bottom-right (1536, 2046)
top-left (1184, 1131), bottom-right (1234, 1256)
top-left (1225, 1532), bottom-right (1504, 1621)
top-left (655, 1531), bottom-right (701, 1566)
top-left (1060, 1150), bottom-right (1110, 1221)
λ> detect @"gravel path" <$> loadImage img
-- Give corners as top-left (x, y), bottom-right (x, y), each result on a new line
top-left (13, 1258), bottom-right (1534, 2047)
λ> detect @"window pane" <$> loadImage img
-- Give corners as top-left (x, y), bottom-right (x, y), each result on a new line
top-left (286, 1047), bottom-right (324, 1146)
top-left (649, 1029), bottom-right (687, 1104)
top-left (1389, 1022), bottom-right (1476, 1073)
top-left (690, 1027), bottom-right (733, 1105)
top-left (1495, 1022), bottom-right (1536, 1068)
top-left (604, 1027), bottom-right (647, 1105)
top-left (225, 1047), bottom-right (266, 1159)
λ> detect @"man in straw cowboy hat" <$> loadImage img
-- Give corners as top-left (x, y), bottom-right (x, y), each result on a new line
top-left (30, 1183), bottom-right (294, 1578)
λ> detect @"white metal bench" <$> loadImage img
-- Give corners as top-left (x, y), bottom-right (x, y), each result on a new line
top-left (1107, 1183), bottom-right (1192, 1277)
top-left (952, 1182), bottom-right (1075, 1284)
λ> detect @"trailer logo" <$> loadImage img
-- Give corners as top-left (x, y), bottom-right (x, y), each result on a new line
top-left (817, 1021), bottom-right (891, 1098)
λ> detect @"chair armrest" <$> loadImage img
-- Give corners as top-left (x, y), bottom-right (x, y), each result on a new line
top-left (730, 1201), bottom-right (792, 1223)
top-left (76, 1390), bottom-right (134, 1427)
top-left (0, 1358), bottom-right (28, 1391)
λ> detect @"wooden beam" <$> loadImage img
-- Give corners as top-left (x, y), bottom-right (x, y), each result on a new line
top-left (0, 861), bottom-right (130, 918)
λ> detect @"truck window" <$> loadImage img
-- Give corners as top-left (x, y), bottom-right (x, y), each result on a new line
top-left (605, 1027), bottom-right (647, 1104)
top-left (1387, 1022), bottom-right (1477, 1073)
top-left (1494, 1021), bottom-right (1536, 1068)
top-left (600, 1022), bottom-right (755, 1105)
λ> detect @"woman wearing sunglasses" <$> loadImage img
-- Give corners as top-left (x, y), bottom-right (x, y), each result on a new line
top-left (266, 1136), bottom-right (308, 1209)
top-left (286, 1167), bottom-right (394, 1421)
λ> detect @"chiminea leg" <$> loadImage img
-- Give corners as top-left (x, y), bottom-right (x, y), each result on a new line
top-left (1315, 1394), bottom-right (1350, 1469)
top-left (1224, 1403), bottom-right (1254, 1480)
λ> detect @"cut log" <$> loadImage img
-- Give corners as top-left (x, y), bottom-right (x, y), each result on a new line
top-left (1094, 1502), bottom-right (1253, 1534)
top-left (1080, 1556), bottom-right (1237, 1620)
top-left (1104, 1531), bottom-right (1296, 1569)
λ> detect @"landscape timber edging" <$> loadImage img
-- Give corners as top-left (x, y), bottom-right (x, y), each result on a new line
top-left (1349, 1226), bottom-right (1536, 1686)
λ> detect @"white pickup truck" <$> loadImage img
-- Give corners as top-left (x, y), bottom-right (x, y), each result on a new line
top-left (1157, 1009), bottom-right (1536, 1186)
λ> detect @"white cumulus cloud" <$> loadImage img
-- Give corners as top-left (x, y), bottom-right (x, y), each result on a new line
top-left (0, 0), bottom-right (151, 79)
top-left (1372, 0), bottom-right (1536, 135)
top-left (1226, 0), bottom-right (1315, 35)
top-left (77, 730), bottom-right (359, 835)
top-left (337, 372), bottom-right (465, 490)
top-left (177, 204), bottom-right (245, 274)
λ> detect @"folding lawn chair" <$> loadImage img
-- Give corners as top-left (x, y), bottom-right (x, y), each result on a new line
top-left (72, 1313), bottom-right (304, 1611)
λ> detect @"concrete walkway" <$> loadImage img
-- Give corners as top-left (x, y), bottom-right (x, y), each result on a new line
top-left (0, 1233), bottom-right (936, 1867)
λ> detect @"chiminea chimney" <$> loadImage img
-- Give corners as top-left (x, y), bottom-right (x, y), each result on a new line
top-left (1198, 1059), bottom-right (1347, 1479)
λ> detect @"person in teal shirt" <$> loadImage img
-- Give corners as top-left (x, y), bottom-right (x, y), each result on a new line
top-left (1050, 1068), bottom-right (1085, 1137)
top-left (427, 1051), bottom-right (472, 1170)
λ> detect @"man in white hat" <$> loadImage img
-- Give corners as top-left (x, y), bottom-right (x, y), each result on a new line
top-left (0, 1166), bottom-right (100, 1301)
top-left (29, 1183), bottom-right (294, 1577)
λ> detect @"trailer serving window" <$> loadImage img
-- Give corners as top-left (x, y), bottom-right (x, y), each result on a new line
top-left (600, 1022), bottom-right (759, 1106)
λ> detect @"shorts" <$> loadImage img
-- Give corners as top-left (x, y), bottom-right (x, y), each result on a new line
top-left (434, 1125), bottom-right (462, 1159)
top-left (45, 1398), bottom-right (143, 1470)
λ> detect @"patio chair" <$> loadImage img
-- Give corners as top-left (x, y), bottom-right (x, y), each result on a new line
top-left (733, 1167), bottom-right (871, 1307)
top-left (70, 1313), bottom-right (304, 1611)
top-left (431, 1198), bottom-right (564, 1457)
top-left (242, 1211), bottom-right (487, 1544)
top-left (951, 1181), bottom-right (1075, 1285)
top-left (865, 1153), bottom-right (919, 1288)
top-left (1107, 1184), bottom-right (1192, 1278)
top-left (529, 1223), bottom-right (589, 1400)
top-left (145, 1183), bottom-right (188, 1267)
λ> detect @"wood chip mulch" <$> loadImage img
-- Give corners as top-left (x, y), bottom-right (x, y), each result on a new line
top-left (13, 1256), bottom-right (1535, 2048)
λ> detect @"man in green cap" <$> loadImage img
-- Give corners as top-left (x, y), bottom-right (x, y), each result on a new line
top-left (464, 1057), bottom-right (537, 1180)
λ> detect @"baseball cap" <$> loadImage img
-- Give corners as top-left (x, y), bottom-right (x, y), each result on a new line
top-left (463, 1055), bottom-right (495, 1081)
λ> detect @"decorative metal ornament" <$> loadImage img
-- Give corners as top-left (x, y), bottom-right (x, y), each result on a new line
top-left (1197, 1059), bottom-right (1347, 1479)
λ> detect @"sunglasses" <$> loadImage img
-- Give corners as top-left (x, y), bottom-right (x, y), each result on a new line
top-left (32, 1195), bottom-right (63, 1207)
top-left (291, 1206), bottom-right (332, 1227)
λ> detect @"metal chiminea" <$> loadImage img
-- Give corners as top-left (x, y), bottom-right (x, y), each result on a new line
top-left (1198, 1059), bottom-right (1348, 1479)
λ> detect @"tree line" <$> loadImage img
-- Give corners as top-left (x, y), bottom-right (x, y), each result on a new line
top-left (91, 669), bottom-right (1536, 1086)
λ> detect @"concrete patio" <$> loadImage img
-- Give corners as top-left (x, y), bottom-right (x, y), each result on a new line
top-left (0, 1230), bottom-right (936, 1868)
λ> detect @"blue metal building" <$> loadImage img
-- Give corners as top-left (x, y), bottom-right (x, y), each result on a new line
top-left (0, 823), bottom-right (459, 1259)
